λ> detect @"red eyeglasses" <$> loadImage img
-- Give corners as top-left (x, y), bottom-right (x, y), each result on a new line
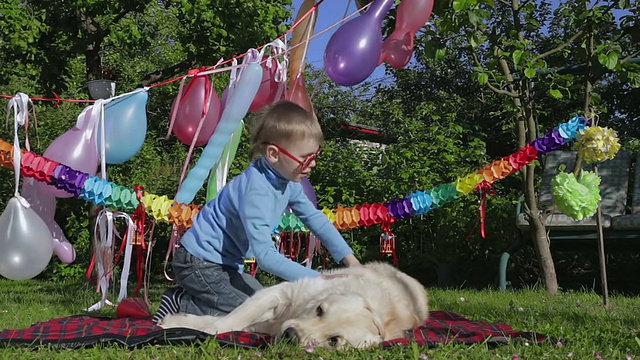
top-left (263, 142), bottom-right (321, 170)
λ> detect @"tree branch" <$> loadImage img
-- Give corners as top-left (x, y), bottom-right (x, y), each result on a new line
top-left (137, 58), bottom-right (199, 87)
top-left (532, 30), bottom-right (584, 62)
top-left (486, 82), bottom-right (519, 97)
top-left (622, 50), bottom-right (640, 63)
top-left (517, 0), bottom-right (533, 11)
top-left (471, 51), bottom-right (518, 97)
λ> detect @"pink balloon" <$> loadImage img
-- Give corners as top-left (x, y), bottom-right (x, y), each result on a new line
top-left (379, 32), bottom-right (415, 69)
top-left (20, 178), bottom-right (76, 264)
top-left (249, 57), bottom-right (283, 112)
top-left (42, 108), bottom-right (100, 198)
top-left (171, 76), bottom-right (222, 147)
top-left (53, 238), bottom-right (77, 264)
top-left (395, 0), bottom-right (435, 33)
top-left (379, 0), bottom-right (434, 69)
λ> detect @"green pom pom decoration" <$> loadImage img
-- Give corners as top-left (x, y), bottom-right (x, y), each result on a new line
top-left (551, 171), bottom-right (601, 220)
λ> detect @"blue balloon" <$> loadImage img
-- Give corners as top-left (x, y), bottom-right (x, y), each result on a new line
top-left (175, 63), bottom-right (263, 204)
top-left (97, 90), bottom-right (148, 164)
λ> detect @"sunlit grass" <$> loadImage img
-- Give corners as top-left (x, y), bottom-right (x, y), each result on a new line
top-left (1, 279), bottom-right (639, 359)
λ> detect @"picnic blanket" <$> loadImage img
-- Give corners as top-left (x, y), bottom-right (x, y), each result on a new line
top-left (0, 311), bottom-right (551, 349)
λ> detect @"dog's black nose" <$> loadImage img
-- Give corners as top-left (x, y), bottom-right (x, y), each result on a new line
top-left (281, 327), bottom-right (299, 343)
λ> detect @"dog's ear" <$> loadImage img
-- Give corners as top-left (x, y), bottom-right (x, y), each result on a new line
top-left (365, 304), bottom-right (385, 340)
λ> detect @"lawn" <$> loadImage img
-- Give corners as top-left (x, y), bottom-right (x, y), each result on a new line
top-left (0, 279), bottom-right (638, 359)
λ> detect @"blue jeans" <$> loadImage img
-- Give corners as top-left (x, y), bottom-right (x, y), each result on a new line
top-left (173, 246), bottom-right (263, 316)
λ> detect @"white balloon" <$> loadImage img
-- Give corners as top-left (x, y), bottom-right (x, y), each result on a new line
top-left (0, 197), bottom-right (54, 280)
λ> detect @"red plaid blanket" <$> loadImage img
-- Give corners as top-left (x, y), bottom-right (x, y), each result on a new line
top-left (0, 311), bottom-right (551, 349)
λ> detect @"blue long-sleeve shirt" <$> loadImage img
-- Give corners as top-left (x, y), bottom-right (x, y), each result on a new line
top-left (179, 157), bottom-right (353, 281)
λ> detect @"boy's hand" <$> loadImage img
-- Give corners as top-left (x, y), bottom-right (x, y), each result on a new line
top-left (342, 254), bottom-right (361, 267)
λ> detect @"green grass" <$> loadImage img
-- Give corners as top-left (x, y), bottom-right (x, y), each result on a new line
top-left (0, 279), bottom-right (639, 359)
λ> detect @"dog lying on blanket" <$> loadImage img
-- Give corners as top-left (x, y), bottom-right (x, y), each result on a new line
top-left (158, 262), bottom-right (429, 350)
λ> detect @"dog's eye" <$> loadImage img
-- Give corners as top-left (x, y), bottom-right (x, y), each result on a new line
top-left (328, 336), bottom-right (340, 347)
top-left (316, 305), bottom-right (323, 317)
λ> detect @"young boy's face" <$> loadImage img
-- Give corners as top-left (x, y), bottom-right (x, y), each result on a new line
top-left (267, 140), bottom-right (321, 182)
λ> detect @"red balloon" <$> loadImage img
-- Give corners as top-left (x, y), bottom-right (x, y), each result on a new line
top-left (249, 57), bottom-right (284, 112)
top-left (287, 74), bottom-right (314, 114)
top-left (171, 76), bottom-right (222, 146)
top-left (116, 297), bottom-right (150, 318)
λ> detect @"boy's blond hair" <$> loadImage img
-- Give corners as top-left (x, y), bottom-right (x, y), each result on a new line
top-left (249, 100), bottom-right (323, 160)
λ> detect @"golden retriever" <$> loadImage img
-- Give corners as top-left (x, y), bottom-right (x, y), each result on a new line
top-left (158, 262), bottom-right (429, 350)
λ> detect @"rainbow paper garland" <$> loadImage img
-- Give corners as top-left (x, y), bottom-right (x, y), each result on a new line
top-left (0, 115), bottom-right (590, 232)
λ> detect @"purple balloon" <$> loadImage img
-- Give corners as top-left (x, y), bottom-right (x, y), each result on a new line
top-left (20, 178), bottom-right (77, 264)
top-left (42, 107), bottom-right (100, 198)
top-left (324, 0), bottom-right (394, 86)
top-left (221, 85), bottom-right (232, 114)
top-left (301, 176), bottom-right (318, 208)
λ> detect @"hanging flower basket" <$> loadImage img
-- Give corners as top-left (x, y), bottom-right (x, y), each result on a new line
top-left (87, 79), bottom-right (116, 100)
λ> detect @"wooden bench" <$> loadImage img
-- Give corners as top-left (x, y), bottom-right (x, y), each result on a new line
top-left (498, 150), bottom-right (640, 290)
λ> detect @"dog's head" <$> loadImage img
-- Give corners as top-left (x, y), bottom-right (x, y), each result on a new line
top-left (278, 293), bottom-right (385, 350)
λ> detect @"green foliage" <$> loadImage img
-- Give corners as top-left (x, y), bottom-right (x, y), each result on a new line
top-left (305, 54), bottom-right (519, 281)
top-left (0, 0), bottom-right (293, 282)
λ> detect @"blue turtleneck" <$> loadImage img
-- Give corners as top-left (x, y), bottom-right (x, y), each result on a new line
top-left (179, 157), bottom-right (353, 281)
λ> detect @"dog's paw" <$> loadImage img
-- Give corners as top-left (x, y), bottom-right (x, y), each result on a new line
top-left (156, 313), bottom-right (190, 328)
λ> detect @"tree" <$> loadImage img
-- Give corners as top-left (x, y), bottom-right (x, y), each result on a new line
top-left (0, 0), bottom-right (294, 280)
top-left (1, 0), bottom-right (292, 92)
top-left (431, 0), bottom-right (639, 294)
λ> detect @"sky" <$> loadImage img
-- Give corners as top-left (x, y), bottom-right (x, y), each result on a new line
top-left (290, 0), bottom-right (387, 82)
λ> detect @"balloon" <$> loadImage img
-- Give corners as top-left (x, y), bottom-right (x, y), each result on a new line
top-left (97, 90), bottom-right (148, 164)
top-left (300, 176), bottom-right (318, 207)
top-left (395, 0), bottom-right (435, 33)
top-left (288, 0), bottom-right (318, 118)
top-left (42, 107), bottom-right (100, 198)
top-left (170, 76), bottom-right (222, 146)
top-left (289, 0), bottom-right (318, 88)
top-left (324, 0), bottom-right (394, 86)
top-left (379, 0), bottom-right (434, 69)
top-left (206, 121), bottom-right (244, 202)
top-left (249, 57), bottom-right (283, 112)
top-left (0, 196), bottom-right (54, 280)
top-left (53, 238), bottom-right (77, 264)
top-left (287, 74), bottom-right (314, 114)
top-left (175, 61), bottom-right (263, 204)
top-left (20, 178), bottom-right (76, 264)
top-left (116, 297), bottom-right (150, 318)
top-left (379, 32), bottom-right (414, 69)
top-left (221, 85), bottom-right (232, 112)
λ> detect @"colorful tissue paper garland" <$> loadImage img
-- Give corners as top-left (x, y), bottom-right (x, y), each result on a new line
top-left (0, 115), bottom-right (590, 232)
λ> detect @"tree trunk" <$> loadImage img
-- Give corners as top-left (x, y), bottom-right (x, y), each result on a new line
top-left (497, 57), bottom-right (559, 295)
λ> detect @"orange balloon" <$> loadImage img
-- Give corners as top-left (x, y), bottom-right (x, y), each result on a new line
top-left (287, 74), bottom-right (314, 114)
top-left (289, 0), bottom-right (318, 87)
